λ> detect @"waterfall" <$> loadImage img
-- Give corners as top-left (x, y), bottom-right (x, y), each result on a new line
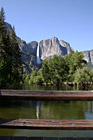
top-left (37, 43), bottom-right (41, 64)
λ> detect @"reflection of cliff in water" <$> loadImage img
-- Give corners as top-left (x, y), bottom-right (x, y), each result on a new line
top-left (36, 101), bottom-right (41, 119)
top-left (85, 102), bottom-right (93, 120)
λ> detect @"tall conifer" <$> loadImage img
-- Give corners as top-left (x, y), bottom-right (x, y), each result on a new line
top-left (0, 7), bottom-right (23, 88)
top-left (0, 7), bottom-right (7, 86)
top-left (10, 27), bottom-right (22, 83)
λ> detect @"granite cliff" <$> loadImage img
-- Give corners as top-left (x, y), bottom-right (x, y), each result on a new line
top-left (19, 40), bottom-right (38, 72)
top-left (82, 50), bottom-right (93, 64)
top-left (39, 37), bottom-right (74, 60)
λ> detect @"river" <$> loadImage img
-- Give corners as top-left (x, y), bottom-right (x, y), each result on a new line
top-left (0, 84), bottom-right (93, 137)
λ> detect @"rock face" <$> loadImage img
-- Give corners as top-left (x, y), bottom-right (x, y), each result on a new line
top-left (39, 37), bottom-right (74, 60)
top-left (19, 40), bottom-right (38, 56)
top-left (60, 40), bottom-right (74, 55)
top-left (5, 22), bottom-right (12, 32)
top-left (19, 40), bottom-right (38, 73)
top-left (82, 50), bottom-right (93, 64)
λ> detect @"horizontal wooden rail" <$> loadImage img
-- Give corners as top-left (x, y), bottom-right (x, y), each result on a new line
top-left (0, 90), bottom-right (93, 101)
top-left (1, 118), bottom-right (93, 130)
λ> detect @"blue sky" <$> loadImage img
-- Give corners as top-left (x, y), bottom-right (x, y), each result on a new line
top-left (0, 0), bottom-right (93, 51)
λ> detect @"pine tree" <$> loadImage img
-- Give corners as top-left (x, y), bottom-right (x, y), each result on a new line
top-left (10, 27), bottom-right (23, 84)
top-left (0, 7), bottom-right (6, 59)
top-left (0, 7), bottom-right (8, 86)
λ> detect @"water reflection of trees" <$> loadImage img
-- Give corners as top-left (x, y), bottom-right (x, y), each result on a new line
top-left (88, 102), bottom-right (93, 113)
top-left (85, 102), bottom-right (93, 120)
top-left (0, 100), bottom-right (36, 119)
top-left (40, 101), bottom-right (88, 120)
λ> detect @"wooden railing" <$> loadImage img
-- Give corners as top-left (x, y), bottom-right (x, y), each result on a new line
top-left (0, 90), bottom-right (93, 130)
top-left (0, 90), bottom-right (93, 101)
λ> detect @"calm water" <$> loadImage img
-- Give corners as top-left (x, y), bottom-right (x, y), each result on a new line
top-left (0, 84), bottom-right (93, 137)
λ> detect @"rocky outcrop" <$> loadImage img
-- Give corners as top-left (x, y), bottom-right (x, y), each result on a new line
top-left (82, 50), bottom-right (93, 64)
top-left (19, 40), bottom-right (38, 56)
top-left (39, 37), bottom-right (74, 60)
top-left (5, 22), bottom-right (12, 32)
top-left (19, 40), bottom-right (38, 73)
top-left (60, 40), bottom-right (74, 55)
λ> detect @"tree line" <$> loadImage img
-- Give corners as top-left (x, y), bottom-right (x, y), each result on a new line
top-left (24, 52), bottom-right (93, 88)
top-left (0, 8), bottom-right (23, 88)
